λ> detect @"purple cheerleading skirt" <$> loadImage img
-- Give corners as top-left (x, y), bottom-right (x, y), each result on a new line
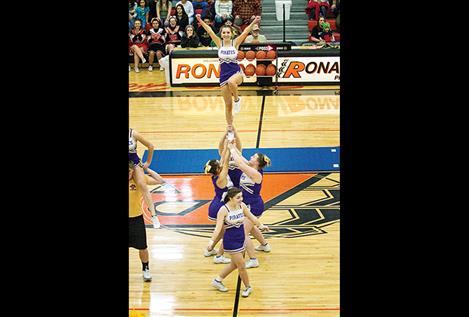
top-left (220, 62), bottom-right (241, 87)
top-left (244, 197), bottom-right (264, 217)
top-left (129, 152), bottom-right (141, 165)
top-left (223, 225), bottom-right (246, 253)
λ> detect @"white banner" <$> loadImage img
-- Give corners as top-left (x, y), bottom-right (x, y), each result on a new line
top-left (171, 58), bottom-right (257, 84)
top-left (276, 56), bottom-right (340, 82)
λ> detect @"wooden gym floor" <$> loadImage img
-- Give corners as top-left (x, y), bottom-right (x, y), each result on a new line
top-left (129, 71), bottom-right (340, 317)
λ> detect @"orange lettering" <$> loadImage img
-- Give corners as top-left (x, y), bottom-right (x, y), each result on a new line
top-left (176, 64), bottom-right (191, 79)
top-left (207, 64), bottom-right (220, 78)
top-left (192, 64), bottom-right (207, 79)
top-left (283, 62), bottom-right (305, 78)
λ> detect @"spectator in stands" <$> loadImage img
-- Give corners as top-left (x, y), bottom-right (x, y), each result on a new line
top-left (129, 19), bottom-right (149, 72)
top-left (215, 0), bottom-right (233, 30)
top-left (309, 16), bottom-right (325, 43)
top-left (129, 0), bottom-right (138, 30)
top-left (243, 23), bottom-right (266, 43)
top-left (136, 0), bottom-right (150, 29)
top-left (175, 4), bottom-right (190, 36)
top-left (147, 18), bottom-right (167, 71)
top-left (129, 35), bottom-right (133, 71)
top-left (233, 0), bottom-right (262, 30)
top-left (165, 16), bottom-right (182, 51)
top-left (207, 0), bottom-right (217, 20)
top-left (176, 0), bottom-right (194, 24)
top-left (147, 0), bottom-right (157, 23)
top-left (157, 0), bottom-right (172, 26)
top-left (305, 0), bottom-right (319, 20)
top-left (193, 0), bottom-right (210, 20)
top-left (181, 24), bottom-right (201, 47)
top-left (317, 0), bottom-right (330, 19)
top-left (331, 0), bottom-right (339, 32)
top-left (305, 0), bottom-right (330, 21)
top-left (320, 22), bottom-right (335, 42)
top-left (197, 15), bottom-right (216, 46)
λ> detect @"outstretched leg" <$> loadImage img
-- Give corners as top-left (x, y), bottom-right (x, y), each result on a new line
top-left (227, 73), bottom-right (244, 113)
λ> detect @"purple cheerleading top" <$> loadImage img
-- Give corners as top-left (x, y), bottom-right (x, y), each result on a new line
top-left (218, 40), bottom-right (241, 87)
top-left (239, 169), bottom-right (264, 204)
top-left (212, 175), bottom-right (228, 201)
top-left (129, 128), bottom-right (140, 164)
top-left (222, 203), bottom-right (246, 253)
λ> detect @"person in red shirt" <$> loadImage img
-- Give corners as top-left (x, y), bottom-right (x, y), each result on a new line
top-left (232, 0), bottom-right (261, 30)
top-left (147, 18), bottom-right (167, 71)
top-left (129, 19), bottom-right (149, 72)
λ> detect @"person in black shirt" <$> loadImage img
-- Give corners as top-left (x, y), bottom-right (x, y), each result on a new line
top-left (309, 16), bottom-right (325, 43)
top-left (197, 15), bottom-right (215, 46)
top-left (181, 25), bottom-right (200, 47)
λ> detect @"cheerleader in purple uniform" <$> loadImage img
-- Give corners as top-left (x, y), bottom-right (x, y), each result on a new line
top-left (208, 187), bottom-right (269, 297)
top-left (196, 14), bottom-right (262, 126)
top-left (228, 142), bottom-right (272, 269)
top-left (129, 128), bottom-right (160, 228)
top-left (203, 139), bottom-right (232, 264)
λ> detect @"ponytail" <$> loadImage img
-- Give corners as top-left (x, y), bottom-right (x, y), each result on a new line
top-left (204, 159), bottom-right (220, 175)
top-left (256, 153), bottom-right (271, 168)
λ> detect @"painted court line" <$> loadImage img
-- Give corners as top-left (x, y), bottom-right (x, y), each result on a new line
top-left (140, 129), bottom-right (339, 134)
top-left (129, 307), bottom-right (340, 311)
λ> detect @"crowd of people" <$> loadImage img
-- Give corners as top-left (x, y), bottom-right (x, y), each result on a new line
top-left (129, 0), bottom-right (264, 72)
top-left (304, 0), bottom-right (340, 48)
top-left (129, 0), bottom-right (340, 71)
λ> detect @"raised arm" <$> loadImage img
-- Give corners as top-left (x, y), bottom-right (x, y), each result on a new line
top-left (234, 16), bottom-right (261, 48)
top-left (231, 143), bottom-right (248, 165)
top-left (216, 141), bottom-right (231, 189)
top-left (218, 126), bottom-right (230, 155)
top-left (231, 125), bottom-right (242, 152)
top-left (228, 143), bottom-right (262, 183)
top-left (196, 14), bottom-right (221, 48)
top-left (133, 129), bottom-right (155, 169)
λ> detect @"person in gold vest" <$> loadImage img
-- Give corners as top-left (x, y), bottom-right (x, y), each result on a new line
top-left (129, 161), bottom-right (166, 282)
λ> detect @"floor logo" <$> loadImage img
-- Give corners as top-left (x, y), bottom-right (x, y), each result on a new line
top-left (145, 173), bottom-right (340, 238)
